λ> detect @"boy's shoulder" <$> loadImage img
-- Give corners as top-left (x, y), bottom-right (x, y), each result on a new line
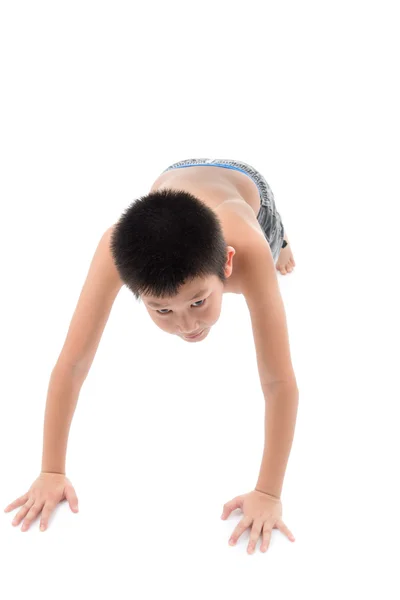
top-left (216, 199), bottom-right (264, 242)
top-left (217, 201), bottom-right (273, 294)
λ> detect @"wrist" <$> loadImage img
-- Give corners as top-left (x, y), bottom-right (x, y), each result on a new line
top-left (254, 487), bottom-right (281, 500)
top-left (41, 469), bottom-right (66, 475)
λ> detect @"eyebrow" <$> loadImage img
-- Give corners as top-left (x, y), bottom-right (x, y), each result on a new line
top-left (147, 288), bottom-right (208, 308)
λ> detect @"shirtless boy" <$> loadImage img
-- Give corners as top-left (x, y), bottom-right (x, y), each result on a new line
top-left (4, 157), bottom-right (299, 555)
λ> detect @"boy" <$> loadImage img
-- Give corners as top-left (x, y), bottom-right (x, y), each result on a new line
top-left (4, 157), bottom-right (299, 554)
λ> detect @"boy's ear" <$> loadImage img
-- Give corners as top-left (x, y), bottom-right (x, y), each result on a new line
top-left (224, 246), bottom-right (236, 277)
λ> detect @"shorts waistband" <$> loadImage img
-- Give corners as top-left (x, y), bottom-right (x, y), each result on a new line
top-left (162, 159), bottom-right (262, 196)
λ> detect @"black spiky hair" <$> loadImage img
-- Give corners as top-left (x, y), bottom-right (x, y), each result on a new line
top-left (110, 188), bottom-right (228, 301)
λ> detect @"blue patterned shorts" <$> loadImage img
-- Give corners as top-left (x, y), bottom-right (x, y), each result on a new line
top-left (161, 158), bottom-right (285, 263)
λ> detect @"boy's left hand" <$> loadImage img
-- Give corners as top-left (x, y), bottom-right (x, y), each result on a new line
top-left (221, 490), bottom-right (295, 553)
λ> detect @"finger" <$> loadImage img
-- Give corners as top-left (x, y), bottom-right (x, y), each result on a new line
top-left (4, 493), bottom-right (30, 513)
top-left (275, 519), bottom-right (295, 541)
top-left (65, 485), bottom-right (79, 512)
top-left (247, 519), bottom-right (263, 554)
top-left (261, 522), bottom-right (273, 552)
top-left (21, 500), bottom-right (45, 532)
top-left (39, 502), bottom-right (57, 532)
top-left (11, 498), bottom-right (35, 527)
top-left (221, 496), bottom-right (242, 520)
top-left (229, 515), bottom-right (253, 546)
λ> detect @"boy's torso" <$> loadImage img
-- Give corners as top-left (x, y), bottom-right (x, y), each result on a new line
top-left (148, 166), bottom-right (269, 294)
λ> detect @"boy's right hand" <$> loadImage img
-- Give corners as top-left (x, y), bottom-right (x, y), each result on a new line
top-left (4, 472), bottom-right (79, 532)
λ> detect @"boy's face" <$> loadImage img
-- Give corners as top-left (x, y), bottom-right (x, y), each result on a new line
top-left (141, 246), bottom-right (236, 342)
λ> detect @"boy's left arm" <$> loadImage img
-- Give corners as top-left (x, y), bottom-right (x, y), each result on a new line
top-left (242, 239), bottom-right (299, 499)
top-left (221, 237), bottom-right (299, 553)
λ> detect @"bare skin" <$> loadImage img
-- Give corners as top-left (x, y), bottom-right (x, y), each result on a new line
top-left (276, 232), bottom-right (295, 275)
top-left (150, 164), bottom-right (296, 277)
top-left (4, 161), bottom-right (296, 536)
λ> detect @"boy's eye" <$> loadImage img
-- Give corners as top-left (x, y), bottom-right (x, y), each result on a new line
top-left (156, 298), bottom-right (206, 315)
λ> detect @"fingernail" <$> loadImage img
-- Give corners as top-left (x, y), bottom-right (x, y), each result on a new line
top-left (40, 524), bottom-right (45, 531)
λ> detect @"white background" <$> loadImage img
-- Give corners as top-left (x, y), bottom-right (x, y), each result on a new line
top-left (1, 1), bottom-right (399, 598)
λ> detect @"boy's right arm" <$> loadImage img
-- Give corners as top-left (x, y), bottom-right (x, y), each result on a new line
top-left (5, 226), bottom-right (123, 531)
top-left (4, 225), bottom-right (124, 531)
top-left (42, 224), bottom-right (123, 474)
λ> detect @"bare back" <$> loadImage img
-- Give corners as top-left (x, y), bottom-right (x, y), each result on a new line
top-left (150, 165), bottom-right (262, 215)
